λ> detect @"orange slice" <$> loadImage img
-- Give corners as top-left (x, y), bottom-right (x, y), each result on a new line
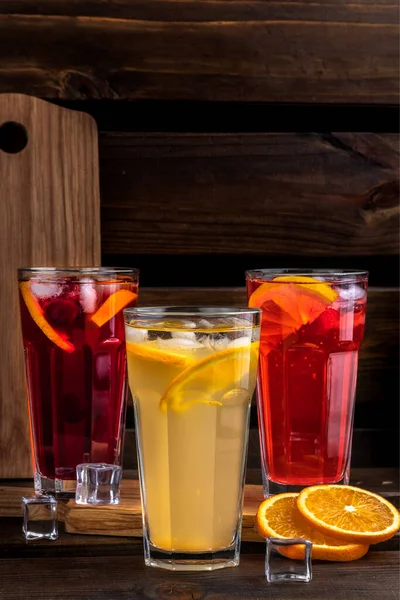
top-left (160, 341), bottom-right (259, 413)
top-left (91, 289), bottom-right (137, 327)
top-left (126, 341), bottom-right (194, 368)
top-left (256, 493), bottom-right (369, 562)
top-left (297, 485), bottom-right (400, 544)
top-left (19, 282), bottom-right (74, 353)
top-left (248, 276), bottom-right (338, 353)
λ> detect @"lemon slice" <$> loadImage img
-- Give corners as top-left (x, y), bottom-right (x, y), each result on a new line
top-left (126, 341), bottom-right (193, 368)
top-left (160, 341), bottom-right (259, 413)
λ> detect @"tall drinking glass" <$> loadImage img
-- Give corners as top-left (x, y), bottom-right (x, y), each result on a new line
top-left (245, 269), bottom-right (368, 496)
top-left (18, 267), bottom-right (139, 497)
top-left (124, 307), bottom-right (261, 571)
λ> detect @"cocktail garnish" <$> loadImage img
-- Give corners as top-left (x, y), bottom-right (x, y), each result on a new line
top-left (91, 290), bottom-right (137, 327)
top-left (19, 281), bottom-right (75, 353)
top-left (159, 341), bottom-right (259, 413)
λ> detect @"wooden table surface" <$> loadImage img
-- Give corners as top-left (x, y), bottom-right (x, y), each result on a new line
top-left (0, 468), bottom-right (398, 600)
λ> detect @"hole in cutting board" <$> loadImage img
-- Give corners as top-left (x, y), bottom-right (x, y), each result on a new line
top-left (0, 121), bottom-right (28, 154)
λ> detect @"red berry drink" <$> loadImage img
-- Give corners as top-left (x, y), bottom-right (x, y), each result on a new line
top-left (18, 268), bottom-right (139, 496)
top-left (246, 270), bottom-right (368, 496)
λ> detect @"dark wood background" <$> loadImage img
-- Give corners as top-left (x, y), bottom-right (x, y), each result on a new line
top-left (0, 0), bottom-right (398, 470)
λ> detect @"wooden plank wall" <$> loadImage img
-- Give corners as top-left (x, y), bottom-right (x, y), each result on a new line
top-left (0, 1), bottom-right (398, 470)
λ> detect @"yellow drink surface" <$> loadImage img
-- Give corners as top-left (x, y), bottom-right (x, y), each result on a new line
top-left (126, 322), bottom-right (259, 553)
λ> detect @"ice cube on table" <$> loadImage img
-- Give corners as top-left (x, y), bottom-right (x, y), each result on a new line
top-left (30, 281), bottom-right (61, 299)
top-left (75, 463), bottom-right (122, 506)
top-left (21, 495), bottom-right (58, 541)
top-left (80, 277), bottom-right (99, 313)
top-left (265, 537), bottom-right (312, 583)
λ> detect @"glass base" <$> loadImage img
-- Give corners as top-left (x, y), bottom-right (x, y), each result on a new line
top-left (144, 540), bottom-right (240, 571)
top-left (262, 463), bottom-right (351, 497)
top-left (34, 472), bottom-right (77, 498)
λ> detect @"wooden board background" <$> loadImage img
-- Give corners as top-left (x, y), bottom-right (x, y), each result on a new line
top-left (0, 93), bottom-right (101, 478)
top-left (0, 1), bottom-right (398, 104)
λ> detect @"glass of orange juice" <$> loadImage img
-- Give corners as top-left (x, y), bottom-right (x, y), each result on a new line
top-left (124, 307), bottom-right (261, 571)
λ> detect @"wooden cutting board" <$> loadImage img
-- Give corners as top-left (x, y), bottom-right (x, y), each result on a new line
top-left (0, 93), bottom-right (101, 478)
top-left (63, 480), bottom-right (265, 543)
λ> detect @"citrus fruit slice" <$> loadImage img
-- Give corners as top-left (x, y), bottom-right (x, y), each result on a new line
top-left (297, 485), bottom-right (400, 544)
top-left (248, 276), bottom-right (338, 353)
top-left (160, 341), bottom-right (259, 413)
top-left (91, 289), bottom-right (137, 327)
top-left (19, 282), bottom-right (75, 353)
top-left (126, 341), bottom-right (194, 368)
top-left (256, 493), bottom-right (369, 562)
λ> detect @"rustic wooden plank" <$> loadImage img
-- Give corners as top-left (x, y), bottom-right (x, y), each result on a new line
top-left (99, 133), bottom-right (399, 257)
top-left (0, 552), bottom-right (398, 600)
top-left (0, 93), bottom-right (101, 478)
top-left (0, 0), bottom-right (398, 22)
top-left (0, 3), bottom-right (398, 104)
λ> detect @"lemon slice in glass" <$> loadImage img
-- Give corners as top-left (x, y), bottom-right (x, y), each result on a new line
top-left (160, 341), bottom-right (259, 413)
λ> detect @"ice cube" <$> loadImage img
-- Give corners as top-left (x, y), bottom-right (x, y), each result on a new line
top-left (21, 495), bottom-right (58, 541)
top-left (80, 278), bottom-right (98, 313)
top-left (157, 337), bottom-right (203, 349)
top-left (125, 327), bottom-right (148, 343)
top-left (200, 333), bottom-right (229, 352)
top-left (171, 331), bottom-right (196, 340)
top-left (265, 537), bottom-right (312, 583)
top-left (198, 319), bottom-right (214, 329)
top-left (30, 281), bottom-right (61, 299)
top-left (75, 463), bottom-right (121, 506)
top-left (337, 285), bottom-right (366, 301)
top-left (227, 335), bottom-right (252, 349)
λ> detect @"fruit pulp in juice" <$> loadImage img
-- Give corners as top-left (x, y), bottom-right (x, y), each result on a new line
top-left (247, 277), bottom-right (367, 486)
top-left (19, 276), bottom-right (138, 481)
top-left (126, 320), bottom-right (259, 552)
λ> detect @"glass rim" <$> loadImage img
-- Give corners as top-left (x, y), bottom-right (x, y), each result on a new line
top-left (18, 266), bottom-right (139, 278)
top-left (245, 268), bottom-right (369, 282)
top-left (124, 306), bottom-right (261, 319)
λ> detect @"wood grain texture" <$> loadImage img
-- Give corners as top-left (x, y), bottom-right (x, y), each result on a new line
top-left (0, 93), bottom-right (101, 478)
top-left (64, 480), bottom-right (265, 541)
top-left (0, 2), bottom-right (398, 104)
top-left (1, 552), bottom-right (400, 600)
top-left (100, 133), bottom-right (400, 257)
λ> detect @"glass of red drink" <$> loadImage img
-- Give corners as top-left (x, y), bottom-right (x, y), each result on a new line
top-left (18, 267), bottom-right (139, 497)
top-left (245, 269), bottom-right (368, 496)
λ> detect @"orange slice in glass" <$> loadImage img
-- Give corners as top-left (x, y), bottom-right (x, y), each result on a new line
top-left (297, 485), bottom-right (400, 544)
top-left (248, 275), bottom-right (338, 352)
top-left (256, 493), bottom-right (369, 562)
top-left (91, 289), bottom-right (137, 327)
top-left (126, 341), bottom-right (193, 368)
top-left (19, 282), bottom-right (75, 353)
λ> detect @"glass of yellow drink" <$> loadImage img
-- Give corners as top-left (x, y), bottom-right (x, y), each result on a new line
top-left (124, 307), bottom-right (261, 571)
